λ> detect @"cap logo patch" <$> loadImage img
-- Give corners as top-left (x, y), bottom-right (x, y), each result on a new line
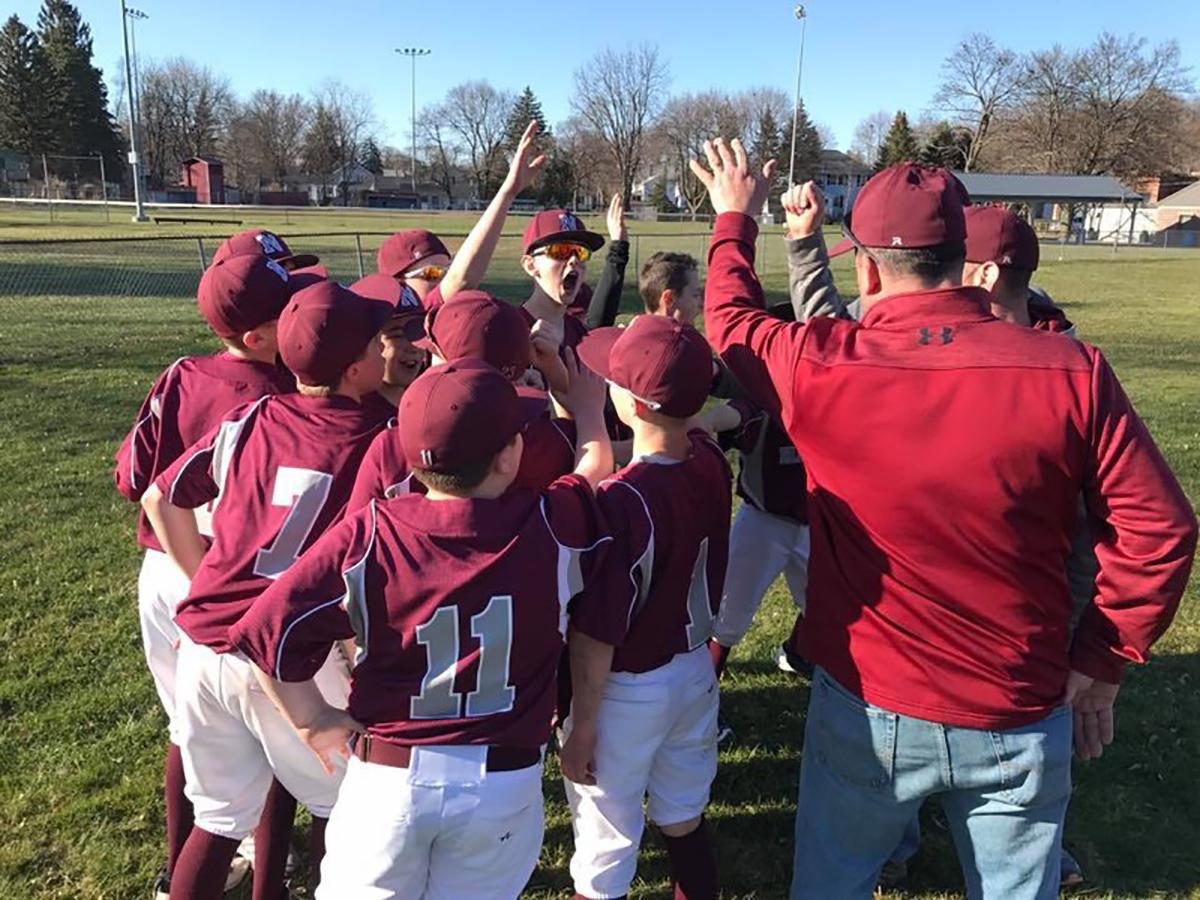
top-left (265, 258), bottom-right (289, 282)
top-left (256, 232), bottom-right (286, 256)
top-left (1001, 254), bottom-right (1013, 265)
top-left (399, 284), bottom-right (421, 309)
top-left (891, 236), bottom-right (903, 246)
top-left (559, 212), bottom-right (581, 231)
top-left (420, 449), bottom-right (434, 467)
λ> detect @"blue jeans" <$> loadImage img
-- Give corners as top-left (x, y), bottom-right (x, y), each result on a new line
top-left (791, 668), bottom-right (1072, 900)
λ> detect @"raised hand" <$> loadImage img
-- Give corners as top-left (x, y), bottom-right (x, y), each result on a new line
top-left (606, 193), bottom-right (627, 242)
top-left (688, 137), bottom-right (777, 217)
top-left (503, 120), bottom-right (547, 196)
top-left (555, 348), bottom-right (606, 419)
top-left (782, 181), bottom-right (826, 239)
top-left (530, 324), bottom-right (569, 396)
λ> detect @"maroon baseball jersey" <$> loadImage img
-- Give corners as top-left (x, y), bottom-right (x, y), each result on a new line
top-left (114, 353), bottom-right (295, 551)
top-left (721, 399), bottom-right (809, 525)
top-left (346, 414), bottom-right (578, 513)
top-left (155, 393), bottom-right (390, 652)
top-left (231, 475), bottom-right (611, 748)
top-left (574, 430), bottom-right (733, 673)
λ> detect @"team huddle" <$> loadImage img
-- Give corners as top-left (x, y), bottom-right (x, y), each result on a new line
top-left (114, 123), bottom-right (1197, 900)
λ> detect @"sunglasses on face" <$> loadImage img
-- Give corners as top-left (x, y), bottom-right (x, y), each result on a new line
top-left (533, 242), bottom-right (591, 263)
top-left (403, 264), bottom-right (446, 282)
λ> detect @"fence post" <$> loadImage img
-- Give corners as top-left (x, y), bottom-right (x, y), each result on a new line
top-left (196, 237), bottom-right (208, 273)
top-left (42, 153), bottom-right (53, 224)
top-left (354, 234), bottom-right (366, 279)
top-left (98, 154), bottom-right (110, 224)
top-left (1163, 230), bottom-right (1168, 250)
top-left (633, 235), bottom-right (640, 278)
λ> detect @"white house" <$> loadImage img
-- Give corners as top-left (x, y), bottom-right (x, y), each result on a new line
top-left (814, 150), bottom-right (872, 221)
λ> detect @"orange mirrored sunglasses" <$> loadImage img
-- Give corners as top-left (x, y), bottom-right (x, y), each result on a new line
top-left (404, 264), bottom-right (446, 281)
top-left (533, 242), bottom-right (591, 263)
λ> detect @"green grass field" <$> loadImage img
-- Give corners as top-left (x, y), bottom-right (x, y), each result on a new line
top-left (0, 204), bottom-right (1197, 899)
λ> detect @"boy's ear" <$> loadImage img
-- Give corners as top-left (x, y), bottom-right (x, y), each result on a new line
top-left (658, 289), bottom-right (674, 315)
top-left (521, 255), bottom-right (539, 278)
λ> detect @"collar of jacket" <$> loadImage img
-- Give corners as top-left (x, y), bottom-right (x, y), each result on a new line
top-left (859, 286), bottom-right (993, 330)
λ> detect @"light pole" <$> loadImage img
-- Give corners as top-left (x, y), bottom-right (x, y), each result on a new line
top-left (395, 48), bottom-right (431, 195)
top-left (126, 7), bottom-right (148, 207)
top-left (120, 0), bottom-right (147, 221)
top-left (787, 4), bottom-right (808, 188)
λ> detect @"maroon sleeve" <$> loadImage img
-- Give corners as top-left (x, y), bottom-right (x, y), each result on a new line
top-left (231, 508), bottom-right (366, 681)
top-left (704, 212), bottom-right (813, 430)
top-left (1070, 349), bottom-right (1198, 682)
top-left (153, 424), bottom-right (221, 509)
top-left (570, 477), bottom-right (653, 647)
top-left (347, 428), bottom-right (406, 513)
top-left (515, 417), bottom-right (577, 491)
top-left (716, 398), bottom-right (765, 454)
top-left (114, 362), bottom-right (184, 502)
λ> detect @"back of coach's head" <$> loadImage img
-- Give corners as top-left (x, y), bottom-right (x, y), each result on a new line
top-left (828, 164), bottom-right (969, 309)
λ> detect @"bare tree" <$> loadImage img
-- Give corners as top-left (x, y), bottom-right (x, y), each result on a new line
top-left (418, 103), bottom-right (463, 204)
top-left (660, 91), bottom-right (745, 215)
top-left (557, 115), bottom-right (615, 209)
top-left (849, 110), bottom-right (891, 166)
top-left (310, 81), bottom-right (374, 206)
top-left (137, 57), bottom-right (233, 188)
top-left (223, 90), bottom-right (310, 195)
top-left (934, 33), bottom-right (1026, 171)
top-left (442, 80), bottom-right (513, 199)
top-left (571, 44), bottom-right (669, 206)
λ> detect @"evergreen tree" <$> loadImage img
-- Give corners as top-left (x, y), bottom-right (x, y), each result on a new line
top-left (0, 15), bottom-right (53, 155)
top-left (302, 104), bottom-right (340, 203)
top-left (360, 136), bottom-right (383, 174)
top-left (36, 1), bottom-right (121, 171)
top-left (504, 86), bottom-right (549, 151)
top-left (919, 121), bottom-right (972, 170)
top-left (875, 110), bottom-right (919, 170)
top-left (782, 100), bottom-right (822, 185)
top-left (751, 107), bottom-right (784, 172)
top-left (537, 150), bottom-right (576, 207)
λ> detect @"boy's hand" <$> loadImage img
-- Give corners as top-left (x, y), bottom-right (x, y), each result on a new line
top-left (296, 704), bottom-right (364, 775)
top-left (555, 349), bottom-right (606, 418)
top-left (559, 723), bottom-right (598, 785)
top-left (502, 120), bottom-right (547, 196)
top-left (688, 137), bottom-right (776, 217)
top-left (782, 181), bottom-right (826, 239)
top-left (531, 329), bottom-right (570, 396)
top-left (606, 193), bottom-right (627, 242)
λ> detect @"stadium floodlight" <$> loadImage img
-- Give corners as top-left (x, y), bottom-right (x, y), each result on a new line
top-left (119, 0), bottom-right (147, 222)
top-left (395, 48), bottom-right (432, 196)
top-left (788, 4), bottom-right (808, 188)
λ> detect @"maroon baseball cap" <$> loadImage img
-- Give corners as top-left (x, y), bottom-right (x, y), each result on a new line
top-left (828, 163), bottom-right (969, 259)
top-left (377, 229), bottom-right (451, 277)
top-left (351, 273), bottom-right (426, 342)
top-left (576, 315), bottom-right (712, 419)
top-left (277, 280), bottom-right (396, 387)
top-left (964, 205), bottom-right (1040, 271)
top-left (399, 359), bottom-right (547, 474)
top-left (197, 254), bottom-right (294, 339)
top-left (418, 291), bottom-right (532, 380)
top-left (212, 229), bottom-right (319, 269)
top-left (522, 209), bottom-right (605, 255)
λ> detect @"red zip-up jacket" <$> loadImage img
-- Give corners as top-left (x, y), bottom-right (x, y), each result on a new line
top-left (705, 212), bottom-right (1196, 730)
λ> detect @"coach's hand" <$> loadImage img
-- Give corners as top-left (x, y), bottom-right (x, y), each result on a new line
top-left (783, 181), bottom-right (825, 240)
top-left (502, 120), bottom-right (547, 196)
top-left (689, 137), bottom-right (776, 217)
top-left (297, 704), bottom-right (364, 775)
top-left (560, 724), bottom-right (598, 785)
top-left (1063, 670), bottom-right (1120, 761)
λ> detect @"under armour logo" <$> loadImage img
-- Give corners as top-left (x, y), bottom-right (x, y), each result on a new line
top-left (420, 448), bottom-right (434, 467)
top-left (256, 232), bottom-right (285, 255)
top-left (265, 258), bottom-right (289, 281)
top-left (499, 831), bottom-right (513, 843)
top-left (918, 327), bottom-right (955, 345)
top-left (559, 212), bottom-right (581, 231)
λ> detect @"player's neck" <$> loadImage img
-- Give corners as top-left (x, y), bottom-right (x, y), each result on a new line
top-left (524, 288), bottom-right (564, 323)
top-left (223, 344), bottom-right (276, 365)
top-left (424, 473), bottom-right (511, 502)
top-left (629, 421), bottom-right (690, 462)
top-left (376, 383), bottom-right (405, 407)
top-left (990, 294), bottom-right (1033, 328)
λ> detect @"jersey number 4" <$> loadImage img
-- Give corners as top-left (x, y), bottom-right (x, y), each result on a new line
top-left (253, 467), bottom-right (334, 580)
top-left (411, 595), bottom-right (516, 720)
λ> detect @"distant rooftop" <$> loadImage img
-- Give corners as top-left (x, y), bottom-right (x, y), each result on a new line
top-left (954, 172), bottom-right (1142, 204)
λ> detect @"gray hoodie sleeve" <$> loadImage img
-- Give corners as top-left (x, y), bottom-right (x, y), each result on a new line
top-left (786, 232), bottom-right (856, 322)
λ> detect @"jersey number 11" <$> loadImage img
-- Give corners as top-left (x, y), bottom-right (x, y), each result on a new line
top-left (411, 595), bottom-right (516, 720)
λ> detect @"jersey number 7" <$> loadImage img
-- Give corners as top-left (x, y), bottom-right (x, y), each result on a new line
top-left (253, 466), bottom-right (335, 580)
top-left (411, 595), bottom-right (516, 720)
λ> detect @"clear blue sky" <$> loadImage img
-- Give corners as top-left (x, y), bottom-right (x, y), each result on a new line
top-left (15, 0), bottom-right (1199, 151)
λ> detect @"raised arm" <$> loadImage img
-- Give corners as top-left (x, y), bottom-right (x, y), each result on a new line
top-left (438, 120), bottom-right (546, 301)
top-left (554, 349), bottom-right (613, 489)
top-left (585, 194), bottom-right (630, 329)
top-left (781, 182), bottom-right (853, 322)
top-left (690, 138), bottom-right (810, 426)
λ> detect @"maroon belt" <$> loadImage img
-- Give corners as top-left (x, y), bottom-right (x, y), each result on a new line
top-left (353, 734), bottom-right (540, 772)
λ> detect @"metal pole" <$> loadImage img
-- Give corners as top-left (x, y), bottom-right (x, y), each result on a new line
top-left (396, 48), bottom-right (431, 197)
top-left (787, 5), bottom-right (808, 188)
top-left (196, 237), bottom-right (208, 272)
top-left (42, 153), bottom-right (52, 222)
top-left (354, 233), bottom-right (366, 279)
top-left (120, 0), bottom-right (147, 222)
top-left (98, 153), bottom-right (109, 223)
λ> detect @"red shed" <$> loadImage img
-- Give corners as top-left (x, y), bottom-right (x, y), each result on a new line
top-left (180, 156), bottom-right (226, 205)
